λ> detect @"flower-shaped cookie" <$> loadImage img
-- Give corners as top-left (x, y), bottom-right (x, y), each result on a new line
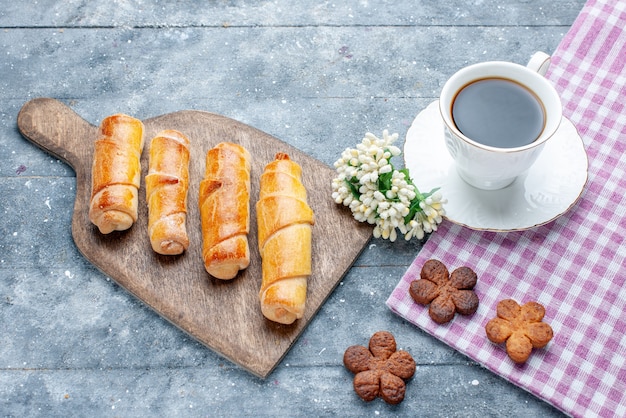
top-left (343, 331), bottom-right (416, 404)
top-left (409, 259), bottom-right (479, 324)
top-left (485, 299), bottom-right (553, 363)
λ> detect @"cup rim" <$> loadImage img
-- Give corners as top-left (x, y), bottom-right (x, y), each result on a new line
top-left (439, 61), bottom-right (563, 153)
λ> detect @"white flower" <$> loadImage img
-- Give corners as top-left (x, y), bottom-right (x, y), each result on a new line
top-left (331, 130), bottom-right (445, 241)
top-left (404, 219), bottom-right (425, 241)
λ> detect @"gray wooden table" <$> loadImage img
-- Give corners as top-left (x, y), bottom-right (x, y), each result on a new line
top-left (1, 1), bottom-right (586, 416)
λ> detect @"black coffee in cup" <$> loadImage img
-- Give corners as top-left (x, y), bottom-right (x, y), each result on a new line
top-left (451, 77), bottom-right (546, 148)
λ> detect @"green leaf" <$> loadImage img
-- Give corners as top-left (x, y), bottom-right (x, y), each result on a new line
top-left (399, 168), bottom-right (412, 182)
top-left (403, 186), bottom-right (441, 223)
top-left (404, 197), bottom-right (423, 224)
top-left (377, 170), bottom-right (394, 194)
top-left (345, 179), bottom-right (361, 199)
top-left (421, 187), bottom-right (441, 200)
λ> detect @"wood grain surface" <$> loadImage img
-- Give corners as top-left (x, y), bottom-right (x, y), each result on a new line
top-left (16, 97), bottom-right (372, 378)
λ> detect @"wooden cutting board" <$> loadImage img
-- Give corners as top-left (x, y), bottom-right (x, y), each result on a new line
top-left (17, 98), bottom-right (372, 378)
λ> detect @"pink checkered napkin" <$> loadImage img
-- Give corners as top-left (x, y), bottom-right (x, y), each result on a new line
top-left (386, 1), bottom-right (626, 417)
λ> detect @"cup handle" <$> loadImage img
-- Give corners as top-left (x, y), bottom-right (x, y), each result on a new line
top-left (527, 51), bottom-right (551, 76)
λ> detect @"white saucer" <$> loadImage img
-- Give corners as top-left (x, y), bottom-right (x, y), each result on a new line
top-left (404, 101), bottom-right (588, 232)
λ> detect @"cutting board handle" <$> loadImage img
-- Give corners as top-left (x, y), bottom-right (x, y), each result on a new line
top-left (17, 98), bottom-right (95, 174)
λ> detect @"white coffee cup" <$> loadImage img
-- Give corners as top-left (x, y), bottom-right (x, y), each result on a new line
top-left (439, 52), bottom-right (562, 190)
